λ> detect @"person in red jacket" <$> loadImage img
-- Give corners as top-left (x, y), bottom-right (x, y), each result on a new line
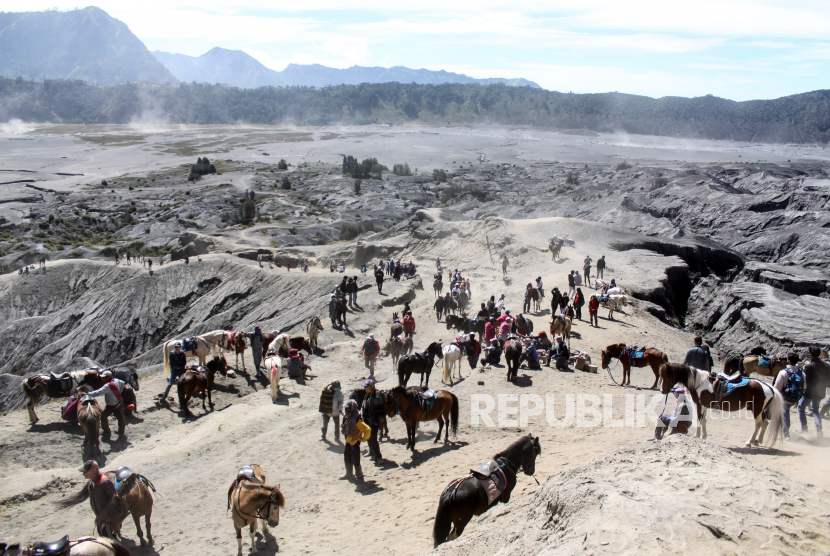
top-left (588, 295), bottom-right (599, 327)
top-left (402, 311), bottom-right (416, 338)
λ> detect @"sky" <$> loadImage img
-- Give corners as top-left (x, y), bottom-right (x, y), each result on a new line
top-left (4, 0), bottom-right (830, 101)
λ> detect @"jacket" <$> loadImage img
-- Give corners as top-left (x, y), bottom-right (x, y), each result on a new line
top-left (597, 258), bottom-right (605, 270)
top-left (683, 346), bottom-right (712, 371)
top-left (403, 316), bottom-right (416, 332)
top-left (588, 298), bottom-right (599, 312)
top-left (803, 358), bottom-right (830, 399)
top-left (362, 339), bottom-right (380, 358)
top-left (89, 379), bottom-right (125, 407)
top-left (346, 420), bottom-right (371, 445)
top-left (568, 274), bottom-right (575, 287)
top-left (319, 386), bottom-right (344, 416)
top-left (552, 343), bottom-right (570, 359)
top-left (484, 322), bottom-right (496, 343)
top-left (169, 350), bottom-right (187, 373)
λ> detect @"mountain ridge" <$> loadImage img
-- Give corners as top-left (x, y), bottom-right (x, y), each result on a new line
top-left (152, 47), bottom-right (541, 89)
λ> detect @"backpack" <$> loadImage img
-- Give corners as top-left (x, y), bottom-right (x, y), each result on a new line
top-left (783, 368), bottom-right (804, 404)
top-left (363, 339), bottom-right (378, 357)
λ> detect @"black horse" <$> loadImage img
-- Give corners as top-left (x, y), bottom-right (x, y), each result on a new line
top-left (397, 341), bottom-right (444, 388)
top-left (335, 297), bottom-right (348, 327)
top-left (433, 434), bottom-right (542, 547)
top-left (434, 297), bottom-right (447, 321)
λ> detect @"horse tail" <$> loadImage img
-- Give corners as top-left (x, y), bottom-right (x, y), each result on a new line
top-left (763, 385), bottom-right (785, 449)
top-left (21, 378), bottom-right (39, 406)
top-left (442, 355), bottom-right (451, 384)
top-left (449, 392), bottom-right (459, 437)
top-left (397, 359), bottom-right (406, 386)
top-left (55, 484), bottom-right (90, 509)
top-left (177, 378), bottom-right (186, 412)
top-left (110, 539), bottom-right (132, 556)
top-left (433, 488), bottom-right (454, 548)
top-left (661, 351), bottom-right (669, 364)
top-left (163, 343), bottom-right (171, 374)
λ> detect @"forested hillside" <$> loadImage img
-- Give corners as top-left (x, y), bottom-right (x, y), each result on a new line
top-left (1, 78), bottom-right (829, 143)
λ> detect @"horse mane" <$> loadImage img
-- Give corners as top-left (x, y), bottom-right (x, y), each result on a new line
top-left (494, 434), bottom-right (532, 462)
top-left (605, 343), bottom-right (626, 356)
top-left (390, 385), bottom-right (410, 396)
top-left (662, 362), bottom-right (694, 389)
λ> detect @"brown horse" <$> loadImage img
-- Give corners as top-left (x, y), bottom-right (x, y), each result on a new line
top-left (77, 394), bottom-right (102, 457)
top-left (57, 469), bottom-right (157, 547)
top-left (230, 470), bottom-right (285, 556)
top-left (723, 354), bottom-right (786, 378)
top-left (514, 313), bottom-right (533, 336)
top-left (659, 363), bottom-right (784, 448)
top-left (527, 288), bottom-right (541, 312)
top-left (549, 314), bottom-right (571, 347)
top-left (504, 339), bottom-right (523, 382)
top-left (434, 279), bottom-right (444, 297)
top-left (383, 336), bottom-right (414, 371)
top-left (176, 356), bottom-right (229, 416)
top-left (385, 386), bottom-right (458, 451)
top-left (229, 332), bottom-right (247, 371)
top-left (22, 537), bottom-right (132, 556)
top-left (21, 369), bottom-right (101, 424)
top-left (601, 343), bottom-right (667, 389)
top-left (391, 313), bottom-right (403, 340)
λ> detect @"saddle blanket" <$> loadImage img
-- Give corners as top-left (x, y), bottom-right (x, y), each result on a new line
top-left (758, 356), bottom-right (771, 368)
top-left (725, 377), bottom-right (750, 395)
top-left (475, 470), bottom-right (506, 505)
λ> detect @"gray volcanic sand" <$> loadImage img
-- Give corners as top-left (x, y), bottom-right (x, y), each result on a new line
top-left (1, 125), bottom-right (829, 555)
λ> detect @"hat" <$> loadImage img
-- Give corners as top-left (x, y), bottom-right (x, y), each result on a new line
top-left (539, 331), bottom-right (547, 337)
top-left (368, 333), bottom-right (374, 340)
top-left (173, 341), bottom-right (182, 348)
top-left (345, 399), bottom-right (358, 412)
top-left (289, 348), bottom-right (299, 357)
top-left (505, 309), bottom-right (511, 314)
top-left (362, 378), bottom-right (375, 388)
top-left (79, 460), bottom-right (96, 473)
top-left (266, 348), bottom-right (276, 355)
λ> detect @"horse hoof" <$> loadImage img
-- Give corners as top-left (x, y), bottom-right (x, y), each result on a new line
top-left (140, 539), bottom-right (147, 547)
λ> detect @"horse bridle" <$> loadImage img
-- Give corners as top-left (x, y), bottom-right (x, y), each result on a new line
top-left (234, 484), bottom-right (280, 522)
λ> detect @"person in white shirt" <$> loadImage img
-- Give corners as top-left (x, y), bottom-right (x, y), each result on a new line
top-left (773, 353), bottom-right (801, 439)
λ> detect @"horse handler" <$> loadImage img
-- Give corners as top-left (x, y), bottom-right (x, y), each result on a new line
top-left (159, 341), bottom-right (187, 402)
top-left (79, 460), bottom-right (121, 536)
top-left (319, 381), bottom-right (344, 442)
top-left (88, 372), bottom-right (127, 438)
top-left (341, 400), bottom-right (370, 482)
top-left (361, 334), bottom-right (380, 377)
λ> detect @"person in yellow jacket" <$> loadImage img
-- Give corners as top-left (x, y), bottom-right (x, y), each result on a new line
top-left (341, 399), bottom-right (370, 481)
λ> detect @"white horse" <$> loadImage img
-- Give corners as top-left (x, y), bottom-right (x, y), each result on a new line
top-left (271, 332), bottom-right (291, 354)
top-left (21, 537), bottom-right (130, 556)
top-left (306, 317), bottom-right (324, 351)
top-left (161, 330), bottom-right (233, 375)
top-left (599, 294), bottom-right (627, 320)
top-left (606, 286), bottom-right (625, 296)
top-left (442, 343), bottom-right (464, 385)
top-left (550, 315), bottom-right (572, 347)
top-left (263, 355), bottom-right (284, 402)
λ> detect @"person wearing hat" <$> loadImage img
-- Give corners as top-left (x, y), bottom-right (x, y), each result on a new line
top-left (160, 341), bottom-right (187, 402)
top-left (402, 311), bottom-right (416, 338)
top-left (652, 386), bottom-right (692, 440)
top-left (583, 255), bottom-right (593, 282)
top-left (551, 336), bottom-right (570, 370)
top-left (461, 332), bottom-right (481, 369)
top-left (77, 460), bottom-right (119, 534)
top-left (361, 334), bottom-right (380, 377)
top-left (248, 326), bottom-right (264, 373)
top-left (341, 400), bottom-right (370, 481)
top-left (87, 371), bottom-right (127, 438)
top-left (361, 379), bottom-right (386, 464)
top-left (350, 275), bottom-right (360, 306)
top-left (536, 330), bottom-right (552, 350)
top-left (521, 337), bottom-right (540, 369)
top-left (483, 338), bottom-right (502, 365)
top-left (319, 381), bottom-right (344, 442)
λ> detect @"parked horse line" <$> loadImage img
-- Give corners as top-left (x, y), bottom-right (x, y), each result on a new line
top-left (12, 246), bottom-right (816, 554)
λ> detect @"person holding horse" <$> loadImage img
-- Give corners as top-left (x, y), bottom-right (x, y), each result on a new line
top-left (588, 295), bottom-right (599, 327)
top-left (361, 379), bottom-right (386, 465)
top-left (550, 287), bottom-right (562, 315)
top-left (361, 334), bottom-right (380, 377)
top-left (79, 460), bottom-right (120, 536)
top-left (797, 345), bottom-right (828, 438)
top-left (459, 333), bottom-right (481, 370)
top-left (550, 336), bottom-right (570, 370)
top-left (683, 336), bottom-right (713, 371)
top-left (248, 326), bottom-right (265, 373)
top-left (341, 400), bottom-right (370, 481)
top-left (159, 341), bottom-right (187, 402)
top-left (319, 381), bottom-right (344, 442)
top-left (87, 371), bottom-right (127, 438)
top-left (651, 386), bottom-right (692, 441)
top-left (774, 353), bottom-right (803, 439)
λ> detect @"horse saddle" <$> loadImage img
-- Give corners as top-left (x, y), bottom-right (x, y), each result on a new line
top-left (227, 466), bottom-right (262, 509)
top-left (48, 374), bottom-right (74, 392)
top-left (711, 371), bottom-right (750, 397)
top-left (470, 459), bottom-right (500, 479)
top-left (114, 466), bottom-right (135, 489)
top-left (470, 460), bottom-right (506, 505)
top-left (80, 394), bottom-right (96, 406)
top-left (182, 338), bottom-right (195, 352)
top-left (758, 356), bottom-right (779, 368)
top-left (417, 390), bottom-right (436, 410)
top-left (31, 536), bottom-right (70, 556)
top-left (49, 371), bottom-right (71, 381)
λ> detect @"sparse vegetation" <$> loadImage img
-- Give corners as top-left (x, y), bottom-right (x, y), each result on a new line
top-left (188, 157), bottom-right (217, 181)
top-left (565, 172), bottom-right (579, 185)
top-left (652, 177), bottom-right (669, 188)
top-left (280, 176), bottom-right (291, 190)
top-left (239, 196), bottom-right (256, 224)
top-left (340, 222), bottom-right (376, 240)
top-left (354, 178), bottom-right (361, 194)
top-left (342, 156), bottom-right (386, 179)
top-left (392, 163), bottom-right (412, 176)
top-left (432, 169), bottom-right (448, 183)
top-left (615, 162), bottom-right (632, 171)
top-left (277, 159), bottom-right (289, 170)
top-left (440, 183), bottom-right (488, 204)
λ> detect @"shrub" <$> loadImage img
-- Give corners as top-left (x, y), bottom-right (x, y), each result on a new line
top-left (432, 169), bottom-right (448, 183)
top-left (392, 163), bottom-right (412, 176)
top-left (652, 177), bottom-right (669, 188)
top-left (342, 155), bottom-right (386, 179)
top-left (239, 197), bottom-right (256, 224)
top-left (101, 180), bottom-right (108, 186)
top-left (354, 178), bottom-right (361, 194)
top-left (565, 172), bottom-right (579, 185)
top-left (280, 176), bottom-right (291, 190)
top-left (188, 156), bottom-right (217, 181)
top-left (615, 162), bottom-right (632, 171)
top-left (277, 159), bottom-right (289, 170)
top-left (340, 222), bottom-right (376, 240)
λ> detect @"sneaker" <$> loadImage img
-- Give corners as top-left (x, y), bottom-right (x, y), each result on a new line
top-left (795, 428), bottom-right (808, 434)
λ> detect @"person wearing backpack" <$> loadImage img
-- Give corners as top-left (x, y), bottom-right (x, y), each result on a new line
top-left (361, 333), bottom-right (380, 377)
top-left (774, 353), bottom-right (803, 439)
top-left (797, 345), bottom-right (829, 438)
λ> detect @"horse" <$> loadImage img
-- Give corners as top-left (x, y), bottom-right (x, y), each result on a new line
top-left (349, 389), bottom-right (390, 440)
top-left (503, 339), bottom-right (523, 382)
top-left (21, 369), bottom-right (101, 424)
top-left (384, 386), bottom-right (458, 451)
top-left (397, 341), bottom-right (444, 388)
top-left (390, 313), bottom-right (403, 339)
top-left (601, 343), bottom-right (666, 389)
top-left (306, 316), bottom-right (324, 351)
top-left (335, 296), bottom-right (348, 327)
top-left (723, 354), bottom-right (785, 378)
top-left (445, 314), bottom-right (470, 334)
top-left (433, 434), bottom-right (542, 547)
top-left (659, 363), bottom-right (784, 448)
top-left (57, 469), bottom-right (157, 547)
top-left (549, 241), bottom-right (562, 261)
top-left (527, 288), bottom-right (541, 312)
top-left (20, 537), bottom-right (132, 556)
top-left (263, 333), bottom-right (313, 358)
top-left (263, 355), bottom-right (284, 403)
top-left (514, 313), bottom-right (533, 336)
top-left (229, 471), bottom-right (285, 556)
top-left (383, 336), bottom-right (414, 371)
top-left (442, 343), bottom-right (465, 385)
top-left (549, 314), bottom-right (571, 347)
top-left (77, 394), bottom-right (102, 457)
top-left (598, 294), bottom-right (627, 320)
top-left (161, 330), bottom-right (230, 374)
top-left (176, 356), bottom-right (229, 416)
top-left (230, 332), bottom-right (247, 371)
top-left (434, 297), bottom-right (447, 321)
top-left (434, 279), bottom-right (444, 297)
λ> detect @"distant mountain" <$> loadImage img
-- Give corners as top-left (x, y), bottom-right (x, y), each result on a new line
top-left (0, 7), bottom-right (177, 86)
top-left (152, 49), bottom-right (540, 89)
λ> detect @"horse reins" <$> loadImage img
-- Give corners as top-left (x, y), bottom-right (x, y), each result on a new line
top-left (233, 484), bottom-right (280, 522)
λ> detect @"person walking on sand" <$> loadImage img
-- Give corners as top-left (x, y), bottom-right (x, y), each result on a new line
top-left (597, 255), bottom-right (606, 280)
top-left (340, 400), bottom-right (370, 482)
top-left (683, 336), bottom-right (713, 372)
top-left (77, 460), bottom-right (119, 536)
top-left (361, 334), bottom-right (380, 377)
top-left (319, 381), bottom-right (344, 442)
top-left (588, 294), bottom-right (599, 327)
top-left (361, 379), bottom-right (386, 464)
top-left (568, 271), bottom-right (576, 298)
top-left (796, 345), bottom-right (829, 438)
top-left (375, 267), bottom-right (384, 294)
top-left (403, 311), bottom-right (416, 338)
top-left (774, 353), bottom-right (803, 440)
top-left (248, 326), bottom-right (265, 373)
top-left (159, 341), bottom-right (187, 402)
top-left (583, 255), bottom-right (592, 282)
